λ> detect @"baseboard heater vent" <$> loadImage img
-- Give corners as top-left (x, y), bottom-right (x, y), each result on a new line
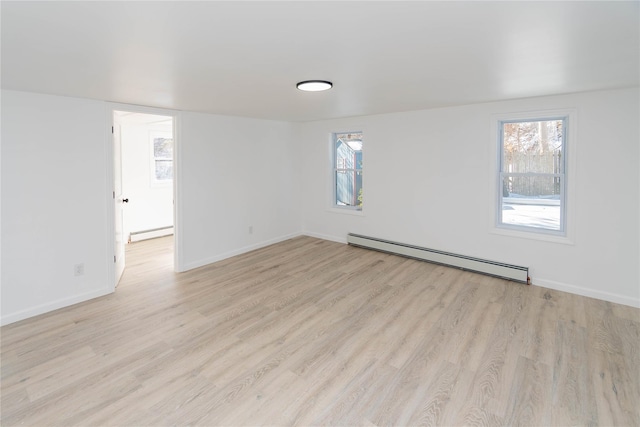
top-left (129, 226), bottom-right (174, 243)
top-left (347, 233), bottom-right (530, 284)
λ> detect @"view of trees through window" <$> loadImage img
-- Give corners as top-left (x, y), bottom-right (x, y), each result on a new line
top-left (334, 132), bottom-right (363, 210)
top-left (153, 136), bottom-right (173, 182)
top-left (500, 118), bottom-right (565, 232)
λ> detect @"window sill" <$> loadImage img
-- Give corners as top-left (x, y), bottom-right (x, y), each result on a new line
top-left (326, 207), bottom-right (365, 217)
top-left (491, 226), bottom-right (574, 245)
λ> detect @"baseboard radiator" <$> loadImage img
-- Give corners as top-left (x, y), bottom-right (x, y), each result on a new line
top-left (129, 226), bottom-right (174, 243)
top-left (347, 233), bottom-right (530, 284)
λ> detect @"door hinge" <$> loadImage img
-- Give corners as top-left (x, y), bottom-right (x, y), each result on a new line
top-left (112, 126), bottom-right (114, 134)
top-left (114, 255), bottom-right (116, 263)
top-left (113, 191), bottom-right (115, 199)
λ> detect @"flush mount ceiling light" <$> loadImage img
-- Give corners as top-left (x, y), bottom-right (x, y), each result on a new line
top-left (296, 80), bottom-right (333, 92)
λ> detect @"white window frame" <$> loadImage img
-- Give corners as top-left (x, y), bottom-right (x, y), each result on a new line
top-left (491, 109), bottom-right (576, 244)
top-left (150, 130), bottom-right (173, 188)
top-left (332, 131), bottom-right (363, 212)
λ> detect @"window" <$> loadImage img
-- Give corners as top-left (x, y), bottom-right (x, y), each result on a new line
top-left (333, 132), bottom-right (363, 210)
top-left (150, 131), bottom-right (173, 186)
top-left (498, 117), bottom-right (567, 235)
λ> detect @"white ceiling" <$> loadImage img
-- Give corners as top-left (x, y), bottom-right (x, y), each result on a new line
top-left (2, 1), bottom-right (638, 122)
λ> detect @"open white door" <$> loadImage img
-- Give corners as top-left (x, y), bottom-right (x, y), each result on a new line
top-left (113, 123), bottom-right (126, 286)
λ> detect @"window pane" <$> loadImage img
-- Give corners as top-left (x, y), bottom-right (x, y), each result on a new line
top-left (335, 132), bottom-right (363, 151)
top-left (501, 176), bottom-right (561, 231)
top-left (334, 131), bottom-right (363, 209)
top-left (335, 138), bottom-right (362, 170)
top-left (155, 160), bottom-right (173, 181)
top-left (502, 120), bottom-right (563, 174)
top-left (154, 137), bottom-right (173, 159)
top-left (335, 170), bottom-right (362, 209)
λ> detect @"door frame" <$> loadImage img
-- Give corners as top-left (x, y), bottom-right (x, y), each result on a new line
top-left (105, 102), bottom-right (182, 292)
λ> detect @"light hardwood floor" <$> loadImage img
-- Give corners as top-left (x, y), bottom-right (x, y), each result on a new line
top-left (1, 236), bottom-right (639, 426)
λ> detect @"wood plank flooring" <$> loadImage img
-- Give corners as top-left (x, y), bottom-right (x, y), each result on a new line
top-left (1, 236), bottom-right (639, 426)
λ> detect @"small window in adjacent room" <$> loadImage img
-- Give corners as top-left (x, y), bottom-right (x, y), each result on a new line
top-left (333, 132), bottom-right (363, 210)
top-left (498, 117), bottom-right (567, 235)
top-left (150, 131), bottom-right (173, 186)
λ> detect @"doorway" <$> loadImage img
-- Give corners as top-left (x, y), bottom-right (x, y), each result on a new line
top-left (112, 109), bottom-right (176, 287)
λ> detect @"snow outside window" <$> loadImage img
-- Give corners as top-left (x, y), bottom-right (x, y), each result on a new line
top-left (498, 117), bottom-right (567, 235)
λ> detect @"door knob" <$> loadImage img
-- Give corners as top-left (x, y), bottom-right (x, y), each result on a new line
top-left (122, 198), bottom-right (129, 203)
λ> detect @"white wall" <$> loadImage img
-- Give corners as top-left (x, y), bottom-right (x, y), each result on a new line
top-left (297, 87), bottom-right (640, 307)
top-left (1, 91), bottom-right (112, 324)
top-left (120, 121), bottom-right (173, 238)
top-left (1, 91), bottom-right (301, 324)
top-left (1, 87), bottom-right (637, 325)
top-left (178, 111), bottom-right (300, 270)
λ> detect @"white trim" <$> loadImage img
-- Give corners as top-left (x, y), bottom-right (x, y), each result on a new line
top-left (489, 108), bottom-right (577, 244)
top-left (180, 232), bottom-right (302, 272)
top-left (331, 131), bottom-right (363, 211)
top-left (104, 105), bottom-right (116, 294)
top-left (108, 102), bottom-right (180, 117)
top-left (106, 103), bottom-right (182, 280)
top-left (533, 278), bottom-right (640, 308)
top-left (130, 226), bottom-right (174, 242)
top-left (491, 227), bottom-right (575, 245)
top-left (326, 207), bottom-right (365, 217)
top-left (173, 113), bottom-right (184, 272)
top-left (300, 233), bottom-right (640, 308)
top-left (498, 117), bottom-right (566, 235)
top-left (302, 231), bottom-right (348, 244)
top-left (302, 233), bottom-right (639, 308)
top-left (1, 288), bottom-right (112, 326)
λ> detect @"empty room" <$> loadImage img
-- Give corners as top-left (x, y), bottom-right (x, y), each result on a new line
top-left (1, 1), bottom-right (639, 426)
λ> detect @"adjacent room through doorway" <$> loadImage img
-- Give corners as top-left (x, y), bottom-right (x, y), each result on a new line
top-left (113, 110), bottom-right (175, 286)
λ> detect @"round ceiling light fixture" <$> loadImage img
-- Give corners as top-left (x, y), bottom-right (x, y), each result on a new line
top-left (296, 80), bottom-right (333, 92)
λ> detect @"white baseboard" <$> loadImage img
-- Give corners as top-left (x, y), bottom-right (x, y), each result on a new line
top-left (302, 231), bottom-right (347, 244)
top-left (179, 232), bottom-right (302, 272)
top-left (9, 232), bottom-right (633, 326)
top-left (533, 278), bottom-right (640, 308)
top-left (130, 226), bottom-right (173, 242)
top-left (1, 287), bottom-right (112, 326)
top-left (301, 232), bottom-right (640, 308)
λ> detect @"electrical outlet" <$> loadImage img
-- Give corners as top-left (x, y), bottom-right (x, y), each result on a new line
top-left (74, 263), bottom-right (84, 277)
top-left (249, 225), bottom-right (253, 234)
